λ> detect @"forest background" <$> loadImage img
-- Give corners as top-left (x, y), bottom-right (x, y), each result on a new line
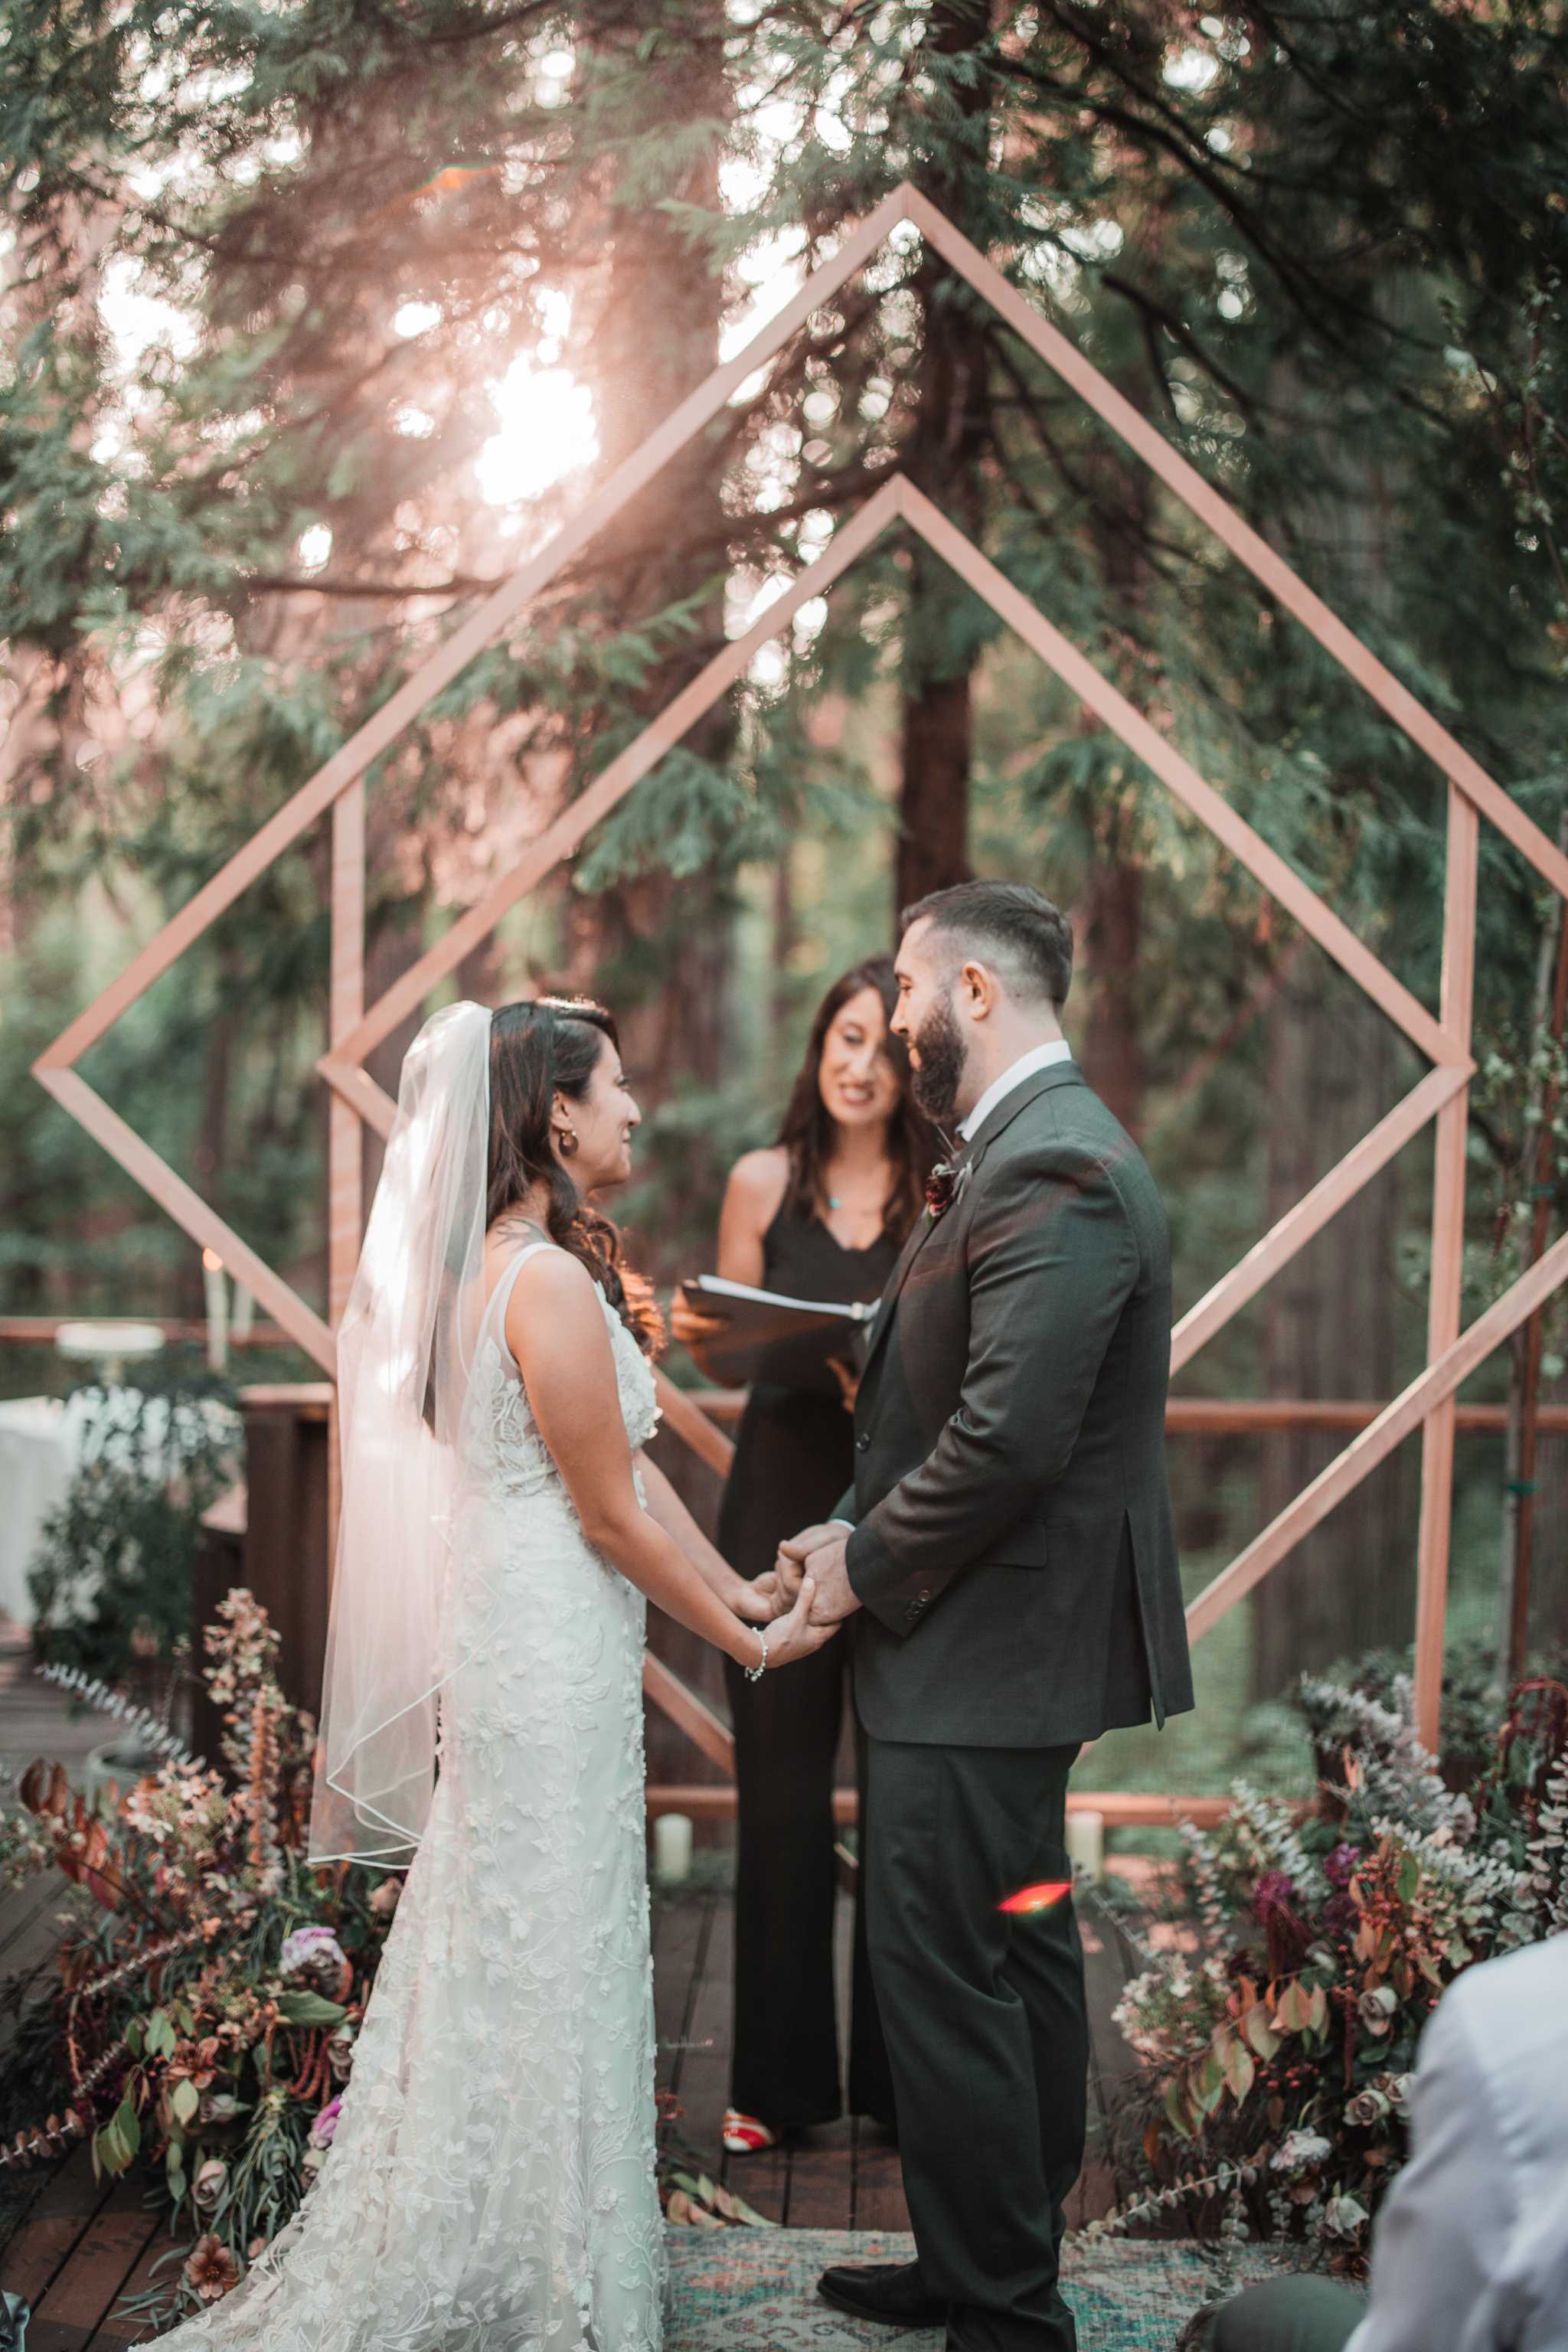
top-left (4, 0), bottom-right (1567, 1797)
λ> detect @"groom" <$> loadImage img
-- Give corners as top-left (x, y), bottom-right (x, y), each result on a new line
top-left (774, 880), bottom-right (1193, 2352)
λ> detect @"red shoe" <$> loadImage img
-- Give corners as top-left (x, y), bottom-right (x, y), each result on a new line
top-left (722, 2106), bottom-right (777, 2154)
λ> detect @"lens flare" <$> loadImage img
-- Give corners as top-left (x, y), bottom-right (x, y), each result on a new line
top-left (998, 1880), bottom-right (1072, 1916)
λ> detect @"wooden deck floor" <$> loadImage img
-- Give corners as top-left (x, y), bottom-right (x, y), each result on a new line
top-left (651, 1873), bottom-right (1138, 2235)
top-left (2, 1880), bottom-right (1137, 2345)
top-left (1, 1627), bottom-right (1142, 2344)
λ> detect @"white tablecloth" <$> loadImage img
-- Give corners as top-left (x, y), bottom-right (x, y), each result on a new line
top-left (0, 1391), bottom-right (241, 1627)
top-left (0, 1396), bottom-right (80, 1625)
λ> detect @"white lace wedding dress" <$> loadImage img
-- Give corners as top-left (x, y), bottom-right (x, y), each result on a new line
top-left (155, 1242), bottom-right (668, 2352)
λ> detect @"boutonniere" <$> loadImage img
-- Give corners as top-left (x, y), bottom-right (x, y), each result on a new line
top-left (923, 1155), bottom-right (972, 1223)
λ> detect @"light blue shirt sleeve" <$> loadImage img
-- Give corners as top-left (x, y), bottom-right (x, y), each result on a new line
top-left (1343, 1975), bottom-right (1517, 2352)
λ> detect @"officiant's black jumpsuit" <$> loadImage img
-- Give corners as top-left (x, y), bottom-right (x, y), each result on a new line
top-left (717, 1200), bottom-right (899, 2132)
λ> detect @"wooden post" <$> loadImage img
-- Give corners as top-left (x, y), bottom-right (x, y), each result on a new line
top-left (325, 780), bottom-right (364, 1573)
top-left (237, 1387), bottom-right (335, 1716)
top-left (1413, 784), bottom-right (1478, 1748)
top-left (1501, 806), bottom-right (1568, 1679)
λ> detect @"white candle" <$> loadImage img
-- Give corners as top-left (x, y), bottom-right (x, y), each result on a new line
top-left (653, 1811), bottom-right (693, 1885)
top-left (230, 1283), bottom-right (255, 1345)
top-left (1065, 1808), bottom-right (1105, 1883)
top-left (202, 1249), bottom-right (229, 1373)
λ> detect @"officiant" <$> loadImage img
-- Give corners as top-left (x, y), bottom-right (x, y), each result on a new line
top-left (670, 955), bottom-right (935, 2154)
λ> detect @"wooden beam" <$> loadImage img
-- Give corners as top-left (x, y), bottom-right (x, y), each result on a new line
top-left (0, 1317), bottom-right (291, 1347)
top-left (1171, 1064), bottom-right (1471, 1371)
top-left (1164, 1399), bottom-right (1568, 1436)
top-left (34, 191), bottom-right (919, 1083)
top-left (1413, 786), bottom-right (1479, 1746)
top-left (901, 186), bottom-right (1568, 904)
top-left (7, 1325), bottom-right (1559, 1441)
top-left (644, 1784), bottom-right (1236, 1828)
top-left (653, 1370), bottom-right (737, 1478)
top-left (642, 1652), bottom-right (735, 1775)
top-left (327, 779), bottom-right (365, 1568)
top-left (31, 1071), bottom-right (335, 1372)
top-left (318, 477), bottom-right (909, 1126)
top-left (899, 479), bottom-right (1456, 1070)
top-left (1186, 1221), bottom-right (1568, 1642)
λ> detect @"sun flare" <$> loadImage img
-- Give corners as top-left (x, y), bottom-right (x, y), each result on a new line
top-left (476, 359), bottom-right (599, 508)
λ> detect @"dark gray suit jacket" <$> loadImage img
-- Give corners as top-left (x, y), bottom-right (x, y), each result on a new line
top-left (835, 1061), bottom-right (1194, 1749)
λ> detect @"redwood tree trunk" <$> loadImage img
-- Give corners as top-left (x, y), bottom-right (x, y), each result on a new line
top-left (893, 0), bottom-right (998, 916)
top-left (570, 5), bottom-right (735, 1115)
top-left (1081, 850), bottom-right (1148, 1137)
top-left (897, 648), bottom-right (975, 914)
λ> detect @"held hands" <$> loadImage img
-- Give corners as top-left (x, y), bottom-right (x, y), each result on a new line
top-left (727, 1524), bottom-right (862, 1643)
top-left (773, 1524), bottom-right (861, 1628)
top-left (737, 1526), bottom-right (843, 1622)
top-left (755, 1573), bottom-right (843, 1668)
top-left (728, 1576), bottom-right (779, 1623)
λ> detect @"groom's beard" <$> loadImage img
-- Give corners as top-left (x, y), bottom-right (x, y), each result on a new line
top-left (910, 991), bottom-right (969, 1127)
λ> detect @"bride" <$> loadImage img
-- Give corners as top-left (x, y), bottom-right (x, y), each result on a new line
top-left (152, 995), bottom-right (835, 2352)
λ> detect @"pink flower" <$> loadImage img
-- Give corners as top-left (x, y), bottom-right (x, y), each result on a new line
top-left (309, 2095), bottom-right (343, 2150)
top-left (280, 1925), bottom-right (346, 1976)
top-left (185, 2235), bottom-right (240, 2301)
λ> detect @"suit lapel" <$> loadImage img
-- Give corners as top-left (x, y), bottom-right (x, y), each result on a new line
top-left (859, 1062), bottom-right (1087, 1376)
top-left (860, 1192), bottom-right (946, 1374)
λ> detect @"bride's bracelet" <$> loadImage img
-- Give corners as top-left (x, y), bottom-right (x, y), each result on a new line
top-left (745, 1625), bottom-right (768, 1681)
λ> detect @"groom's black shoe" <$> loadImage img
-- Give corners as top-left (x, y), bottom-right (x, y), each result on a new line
top-left (817, 2262), bottom-right (946, 2328)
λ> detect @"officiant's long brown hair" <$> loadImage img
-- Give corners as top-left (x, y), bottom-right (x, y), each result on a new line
top-left (777, 956), bottom-right (935, 1242)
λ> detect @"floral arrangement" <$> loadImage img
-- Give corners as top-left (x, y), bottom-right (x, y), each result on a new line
top-left (2, 1586), bottom-right (771, 2326)
top-left (1098, 1671), bottom-right (1568, 2268)
top-left (1, 1590), bottom-right (402, 2328)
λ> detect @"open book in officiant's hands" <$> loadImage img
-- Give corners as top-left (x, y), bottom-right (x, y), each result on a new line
top-left (676, 1274), bottom-right (876, 1397)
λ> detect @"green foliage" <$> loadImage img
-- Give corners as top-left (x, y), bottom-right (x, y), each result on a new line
top-left (1103, 1672), bottom-right (1568, 2254)
top-left (1319, 1629), bottom-right (1568, 1778)
top-left (27, 1360), bottom-right (240, 1694)
top-left (1, 1592), bottom-right (394, 2327)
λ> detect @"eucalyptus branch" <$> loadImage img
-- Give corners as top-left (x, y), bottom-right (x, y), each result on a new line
top-left (36, 1664), bottom-right (204, 1771)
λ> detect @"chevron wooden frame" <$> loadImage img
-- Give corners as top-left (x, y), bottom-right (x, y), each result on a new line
top-left (34, 184), bottom-right (1568, 1753)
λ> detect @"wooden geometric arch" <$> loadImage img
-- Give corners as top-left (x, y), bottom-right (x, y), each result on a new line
top-left (36, 183), bottom-right (1568, 1748)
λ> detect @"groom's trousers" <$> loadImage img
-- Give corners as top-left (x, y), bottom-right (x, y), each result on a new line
top-left (863, 1736), bottom-right (1087, 2352)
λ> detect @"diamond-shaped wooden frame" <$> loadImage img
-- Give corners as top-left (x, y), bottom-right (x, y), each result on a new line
top-left (36, 184), bottom-right (1568, 1745)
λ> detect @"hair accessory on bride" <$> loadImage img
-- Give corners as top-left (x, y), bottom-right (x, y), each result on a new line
top-left (308, 999), bottom-right (495, 1867)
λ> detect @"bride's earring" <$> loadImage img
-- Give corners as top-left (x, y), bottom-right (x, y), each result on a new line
top-left (554, 1124), bottom-right (579, 1159)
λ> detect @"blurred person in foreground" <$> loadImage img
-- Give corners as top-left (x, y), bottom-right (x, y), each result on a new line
top-left (1187, 1929), bottom-right (1568, 2352)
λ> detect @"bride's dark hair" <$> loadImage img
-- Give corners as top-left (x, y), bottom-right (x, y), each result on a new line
top-left (488, 996), bottom-right (662, 1356)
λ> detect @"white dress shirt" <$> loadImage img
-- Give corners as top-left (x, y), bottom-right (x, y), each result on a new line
top-left (1345, 1932), bottom-right (1568, 2352)
top-left (956, 1038), bottom-right (1074, 1145)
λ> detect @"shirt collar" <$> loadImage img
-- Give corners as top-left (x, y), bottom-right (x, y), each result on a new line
top-left (957, 1039), bottom-right (1074, 1145)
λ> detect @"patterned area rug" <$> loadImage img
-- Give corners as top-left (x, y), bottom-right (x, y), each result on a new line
top-left (666, 2226), bottom-right (1292, 2350)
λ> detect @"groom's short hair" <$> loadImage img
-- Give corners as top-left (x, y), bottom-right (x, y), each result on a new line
top-left (901, 880), bottom-right (1073, 1011)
